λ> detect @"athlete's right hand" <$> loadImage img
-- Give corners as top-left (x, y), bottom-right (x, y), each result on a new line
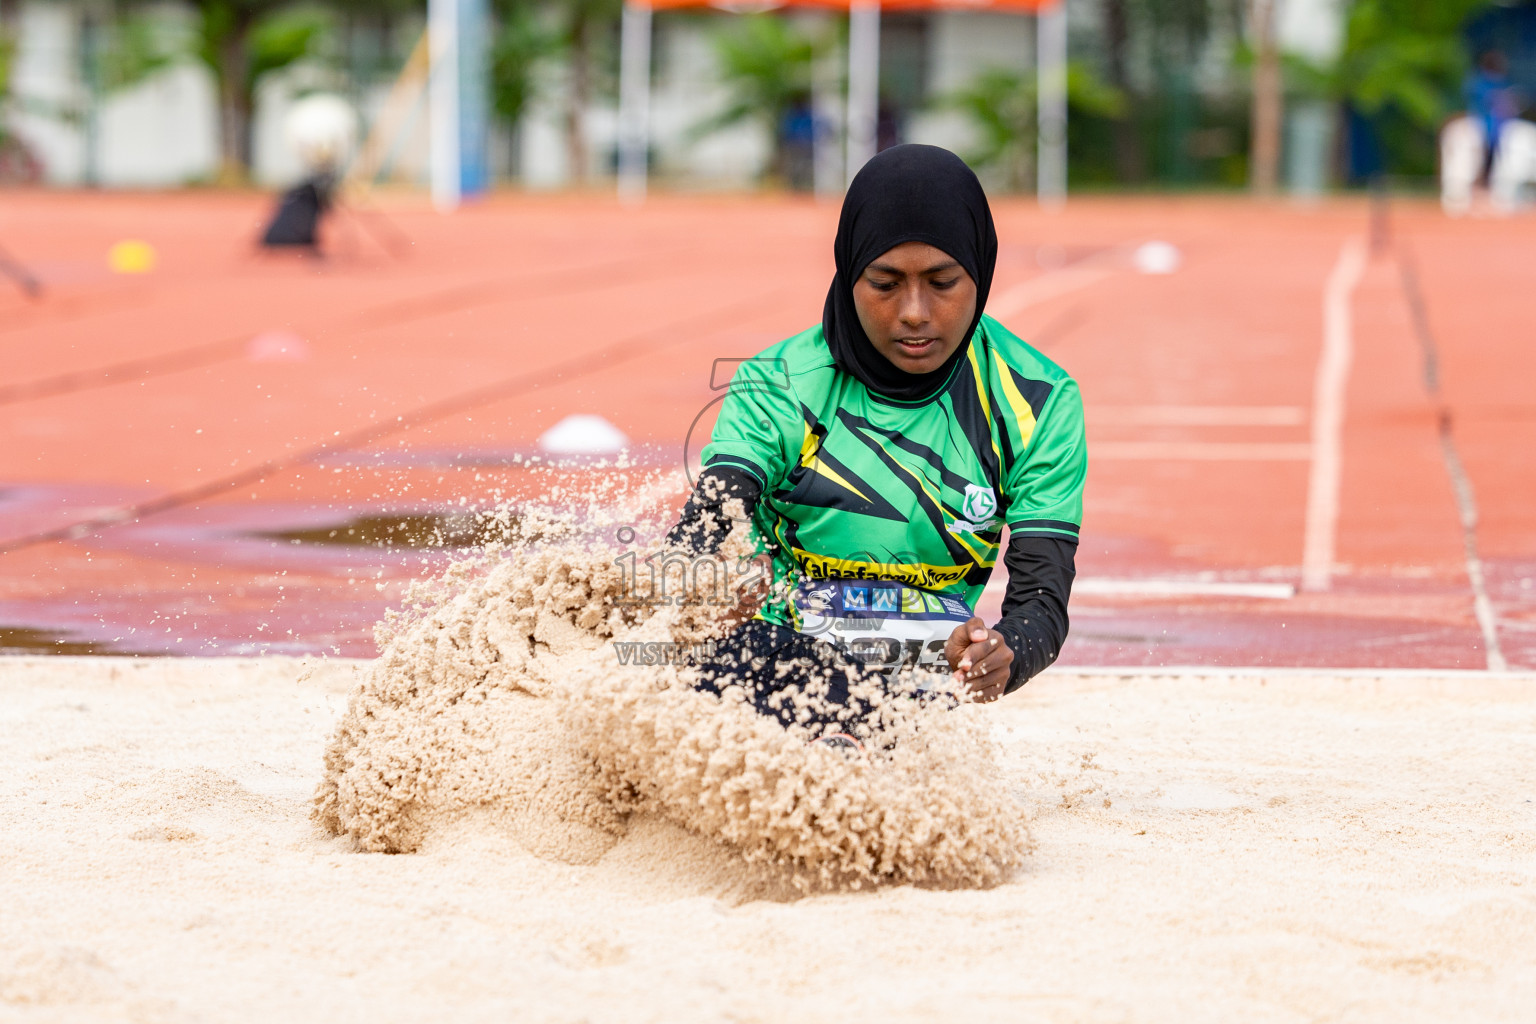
top-left (944, 616), bottom-right (1012, 703)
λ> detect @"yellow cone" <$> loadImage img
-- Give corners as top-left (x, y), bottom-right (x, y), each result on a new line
top-left (108, 240), bottom-right (157, 274)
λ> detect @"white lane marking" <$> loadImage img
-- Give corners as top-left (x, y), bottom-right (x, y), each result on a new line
top-left (1397, 249), bottom-right (1507, 670)
top-left (1036, 666), bottom-right (1536, 680)
top-left (1439, 424), bottom-right (1510, 671)
top-left (1301, 237), bottom-right (1368, 593)
top-left (1093, 441), bottom-right (1311, 460)
top-left (978, 574), bottom-right (1294, 609)
top-left (987, 263), bottom-right (1116, 319)
top-left (1074, 579), bottom-right (1296, 599)
top-left (1092, 405), bottom-right (1307, 426)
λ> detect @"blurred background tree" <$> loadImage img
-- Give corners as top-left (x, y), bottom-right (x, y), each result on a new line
top-left (1332, 0), bottom-right (1493, 180)
top-left (0, 0), bottom-right (31, 181)
top-left (1084, 0), bottom-right (1237, 188)
top-left (694, 13), bottom-right (826, 185)
top-left (548, 0), bottom-right (621, 183)
top-left (946, 63), bottom-right (1125, 192)
top-left (99, 0), bottom-right (420, 182)
top-left (0, 0), bottom-right (1520, 191)
top-left (489, 0), bottom-right (563, 177)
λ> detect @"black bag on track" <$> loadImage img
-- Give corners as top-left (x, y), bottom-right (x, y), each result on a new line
top-left (260, 174), bottom-right (335, 249)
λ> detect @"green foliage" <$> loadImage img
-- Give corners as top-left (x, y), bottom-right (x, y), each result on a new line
top-left (192, 1), bottom-right (328, 89)
top-left (490, 4), bottom-right (564, 127)
top-left (1335, 0), bottom-right (1491, 127)
top-left (695, 14), bottom-right (823, 143)
top-left (0, 27), bottom-right (13, 99)
top-left (945, 68), bottom-right (1035, 190)
top-left (246, 5), bottom-right (335, 87)
top-left (1257, 0), bottom-right (1492, 127)
top-left (1068, 63), bottom-right (1131, 120)
top-left (196, 1), bottom-right (248, 75)
top-left (1131, 0), bottom-right (1220, 60)
top-left (98, 13), bottom-right (194, 93)
top-left (944, 63), bottom-right (1126, 191)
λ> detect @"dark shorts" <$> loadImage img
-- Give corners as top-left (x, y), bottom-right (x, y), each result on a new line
top-left (692, 620), bottom-right (939, 736)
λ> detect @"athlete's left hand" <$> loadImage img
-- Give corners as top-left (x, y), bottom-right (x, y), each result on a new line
top-left (944, 617), bottom-right (1012, 703)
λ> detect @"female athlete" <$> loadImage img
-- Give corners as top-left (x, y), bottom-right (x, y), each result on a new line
top-left (667, 144), bottom-right (1086, 738)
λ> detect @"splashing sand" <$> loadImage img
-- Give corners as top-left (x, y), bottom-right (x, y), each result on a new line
top-left (314, 508), bottom-right (1030, 890)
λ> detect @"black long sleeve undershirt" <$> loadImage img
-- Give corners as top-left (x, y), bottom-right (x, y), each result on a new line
top-left (994, 534), bottom-right (1075, 693)
top-left (668, 469), bottom-right (1075, 694)
top-left (665, 467), bottom-right (764, 553)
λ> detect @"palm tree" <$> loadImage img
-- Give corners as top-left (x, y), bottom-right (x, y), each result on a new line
top-left (1334, 0), bottom-right (1491, 129)
top-left (694, 13), bottom-right (825, 184)
top-left (490, 0), bottom-right (564, 178)
top-left (551, 0), bottom-right (621, 184)
top-left (945, 64), bottom-right (1125, 192)
top-left (1249, 0), bottom-right (1281, 194)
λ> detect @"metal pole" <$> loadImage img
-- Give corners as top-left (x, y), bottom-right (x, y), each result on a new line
top-left (617, 1), bottom-right (653, 204)
top-left (80, 7), bottom-right (102, 187)
top-left (428, 0), bottom-right (461, 210)
top-left (1036, 1), bottom-right (1067, 208)
top-left (1249, 0), bottom-right (1282, 196)
top-left (845, 0), bottom-right (880, 186)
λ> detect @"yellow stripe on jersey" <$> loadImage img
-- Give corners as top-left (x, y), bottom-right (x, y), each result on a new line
top-left (798, 422), bottom-right (873, 501)
top-left (992, 349), bottom-right (1039, 449)
top-left (968, 345), bottom-right (1004, 468)
top-left (859, 433), bottom-right (997, 568)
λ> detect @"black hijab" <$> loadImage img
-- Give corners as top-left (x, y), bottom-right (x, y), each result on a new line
top-left (822, 144), bottom-right (998, 402)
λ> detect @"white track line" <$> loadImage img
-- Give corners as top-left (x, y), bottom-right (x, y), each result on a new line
top-left (987, 265), bottom-right (1114, 319)
top-left (1038, 665), bottom-right (1536, 681)
top-left (1092, 405), bottom-right (1307, 426)
top-left (1094, 441), bottom-right (1311, 461)
top-left (1301, 237), bottom-right (1368, 593)
top-left (1396, 249), bottom-right (1508, 671)
top-left (1073, 579), bottom-right (1295, 599)
top-left (986, 246), bottom-right (1132, 320)
top-left (1439, 424), bottom-right (1510, 671)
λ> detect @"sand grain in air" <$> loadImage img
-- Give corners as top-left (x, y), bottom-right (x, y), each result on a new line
top-left (314, 515), bottom-right (1030, 890)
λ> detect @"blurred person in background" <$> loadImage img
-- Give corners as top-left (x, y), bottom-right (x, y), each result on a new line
top-left (1467, 50), bottom-right (1520, 184)
top-left (260, 94), bottom-right (356, 254)
top-left (780, 94), bottom-right (816, 191)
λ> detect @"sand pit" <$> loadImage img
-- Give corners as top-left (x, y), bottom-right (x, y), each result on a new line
top-left (2, 655), bottom-right (1533, 1021)
top-left (311, 535), bottom-right (1027, 891)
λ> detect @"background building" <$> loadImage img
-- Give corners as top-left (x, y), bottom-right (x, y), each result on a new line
top-left (2, 0), bottom-right (1526, 194)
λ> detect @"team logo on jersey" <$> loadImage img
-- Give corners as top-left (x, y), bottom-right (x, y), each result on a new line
top-left (961, 484), bottom-right (998, 525)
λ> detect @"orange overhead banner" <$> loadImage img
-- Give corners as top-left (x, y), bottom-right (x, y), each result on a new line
top-left (642, 0), bottom-right (1059, 11)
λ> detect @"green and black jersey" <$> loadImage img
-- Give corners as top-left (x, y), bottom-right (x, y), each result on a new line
top-left (702, 314), bottom-right (1087, 625)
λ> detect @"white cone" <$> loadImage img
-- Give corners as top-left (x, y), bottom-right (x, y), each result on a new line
top-left (537, 414), bottom-right (629, 455)
top-left (1134, 241), bottom-right (1182, 275)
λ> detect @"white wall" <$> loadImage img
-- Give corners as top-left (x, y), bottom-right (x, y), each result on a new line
top-left (5, 1), bottom-right (381, 189)
top-left (9, 1), bottom-right (86, 184)
top-left (97, 62), bottom-right (219, 186)
top-left (1278, 0), bottom-right (1344, 63)
top-left (907, 12), bottom-right (1033, 162)
top-left (11, 0), bottom-right (1331, 193)
top-left (926, 11), bottom-right (1033, 96)
top-left (648, 17), bottom-right (769, 187)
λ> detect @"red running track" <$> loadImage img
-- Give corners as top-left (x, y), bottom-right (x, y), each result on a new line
top-left (0, 190), bottom-right (1529, 668)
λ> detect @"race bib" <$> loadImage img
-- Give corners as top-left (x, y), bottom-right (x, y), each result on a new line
top-left (791, 578), bottom-right (974, 679)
